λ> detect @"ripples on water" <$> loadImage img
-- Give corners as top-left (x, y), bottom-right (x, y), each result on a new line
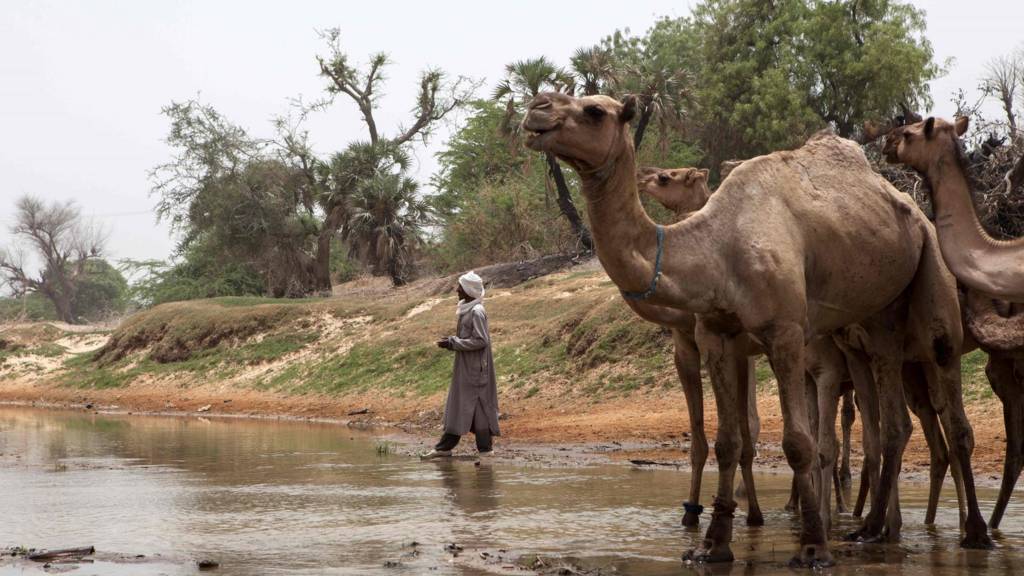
top-left (1, 406), bottom-right (1023, 575)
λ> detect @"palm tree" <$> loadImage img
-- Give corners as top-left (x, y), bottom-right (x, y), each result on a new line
top-left (493, 57), bottom-right (593, 251)
top-left (571, 46), bottom-right (616, 96)
top-left (628, 63), bottom-right (689, 154)
top-left (338, 144), bottom-right (429, 286)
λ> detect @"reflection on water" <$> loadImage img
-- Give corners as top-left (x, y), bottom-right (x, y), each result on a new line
top-left (1, 406), bottom-right (1023, 575)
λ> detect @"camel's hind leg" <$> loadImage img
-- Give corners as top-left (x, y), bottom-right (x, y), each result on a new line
top-left (671, 327), bottom-right (707, 529)
top-left (987, 356), bottom-right (1024, 530)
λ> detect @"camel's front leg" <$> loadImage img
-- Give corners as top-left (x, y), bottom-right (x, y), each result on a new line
top-left (671, 327), bottom-right (707, 529)
top-left (683, 324), bottom-right (744, 563)
top-left (764, 322), bottom-right (832, 567)
top-left (840, 388), bottom-right (855, 490)
top-left (840, 349), bottom-right (880, 520)
top-left (849, 328), bottom-right (910, 544)
top-left (930, 360), bottom-right (992, 548)
top-left (738, 353), bottom-right (764, 526)
top-left (814, 363), bottom-right (842, 534)
top-left (986, 356), bottom-right (1022, 531)
top-left (902, 362), bottom-right (949, 526)
top-left (806, 337), bottom-right (846, 532)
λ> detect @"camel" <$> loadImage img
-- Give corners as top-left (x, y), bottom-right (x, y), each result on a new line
top-left (884, 118), bottom-right (1024, 529)
top-left (622, 296), bottom-right (764, 527)
top-left (522, 92), bottom-right (990, 564)
top-left (638, 166), bottom-right (859, 504)
top-left (637, 167), bottom-right (712, 218)
top-left (881, 116), bottom-right (1024, 301)
top-left (640, 165), bottom-right (961, 533)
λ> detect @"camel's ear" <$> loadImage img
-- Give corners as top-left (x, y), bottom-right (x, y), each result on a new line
top-left (620, 95), bottom-right (637, 124)
top-left (924, 117), bottom-right (936, 139)
top-left (954, 116), bottom-right (969, 137)
top-left (696, 168), bottom-right (709, 181)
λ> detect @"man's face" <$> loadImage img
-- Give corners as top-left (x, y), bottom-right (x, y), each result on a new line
top-left (457, 285), bottom-right (469, 301)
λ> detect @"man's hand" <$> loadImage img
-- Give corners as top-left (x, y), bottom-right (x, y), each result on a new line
top-left (436, 337), bottom-right (452, 350)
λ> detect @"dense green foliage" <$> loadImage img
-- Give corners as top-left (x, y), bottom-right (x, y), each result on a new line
top-left (74, 259), bottom-right (129, 320)
top-left (428, 0), bottom-right (940, 267)
top-left (0, 293), bottom-right (57, 322)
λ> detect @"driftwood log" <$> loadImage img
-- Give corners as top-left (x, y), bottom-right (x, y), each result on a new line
top-left (27, 547), bottom-right (95, 562)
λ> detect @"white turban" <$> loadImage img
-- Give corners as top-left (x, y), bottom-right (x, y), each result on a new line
top-left (458, 271), bottom-right (485, 300)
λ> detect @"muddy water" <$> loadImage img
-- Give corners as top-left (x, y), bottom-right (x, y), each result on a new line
top-left (1, 407), bottom-right (1023, 575)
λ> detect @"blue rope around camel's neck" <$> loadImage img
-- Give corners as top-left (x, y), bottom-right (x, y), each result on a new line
top-left (620, 224), bottom-right (665, 301)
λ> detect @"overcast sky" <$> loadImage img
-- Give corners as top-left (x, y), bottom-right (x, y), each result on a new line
top-left (1, 0), bottom-right (1021, 270)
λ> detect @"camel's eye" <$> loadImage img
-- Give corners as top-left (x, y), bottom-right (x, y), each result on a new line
top-left (583, 105), bottom-right (606, 120)
top-left (903, 132), bottom-right (911, 140)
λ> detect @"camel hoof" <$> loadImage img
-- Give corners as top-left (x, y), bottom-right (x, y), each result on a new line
top-left (681, 502), bottom-right (704, 528)
top-left (682, 540), bottom-right (734, 564)
top-left (960, 532), bottom-right (994, 550)
top-left (843, 525), bottom-right (880, 543)
top-left (788, 544), bottom-right (834, 568)
top-left (746, 510), bottom-right (764, 527)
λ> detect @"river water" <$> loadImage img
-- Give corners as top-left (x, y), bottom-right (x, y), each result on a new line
top-left (1, 406), bottom-right (1023, 575)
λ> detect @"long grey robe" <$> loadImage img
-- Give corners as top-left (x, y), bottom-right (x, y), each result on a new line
top-left (442, 304), bottom-right (500, 436)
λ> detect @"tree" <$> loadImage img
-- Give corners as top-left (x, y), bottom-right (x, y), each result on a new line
top-left (493, 57), bottom-right (594, 251)
top-left (0, 196), bottom-right (109, 323)
top-left (313, 28), bottom-right (474, 288)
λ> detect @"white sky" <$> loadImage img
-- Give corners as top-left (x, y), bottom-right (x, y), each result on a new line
top-left (1, 0), bottom-right (1021, 269)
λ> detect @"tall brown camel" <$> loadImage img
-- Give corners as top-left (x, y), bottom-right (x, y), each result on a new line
top-left (882, 116), bottom-right (1024, 301)
top-left (522, 92), bottom-right (990, 565)
top-left (885, 118), bottom-right (1024, 529)
top-left (641, 166), bottom-right (959, 533)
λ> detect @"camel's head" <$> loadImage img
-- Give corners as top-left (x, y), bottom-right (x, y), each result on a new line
top-left (637, 167), bottom-right (711, 214)
top-left (522, 92), bottom-right (636, 173)
top-left (883, 116), bottom-right (969, 172)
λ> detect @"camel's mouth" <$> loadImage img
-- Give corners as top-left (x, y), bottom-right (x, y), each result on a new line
top-left (522, 114), bottom-right (561, 151)
top-left (882, 140), bottom-right (900, 163)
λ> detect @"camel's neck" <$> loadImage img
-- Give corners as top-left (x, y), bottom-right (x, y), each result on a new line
top-left (928, 151), bottom-right (1024, 300)
top-left (580, 142), bottom-right (719, 312)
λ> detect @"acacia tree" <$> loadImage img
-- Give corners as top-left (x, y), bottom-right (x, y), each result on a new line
top-left (798, 0), bottom-right (941, 138)
top-left (152, 100), bottom-right (320, 298)
top-left (493, 57), bottom-right (594, 251)
top-left (0, 196), bottom-right (108, 323)
top-left (311, 28), bottom-right (475, 288)
top-left (981, 48), bottom-right (1024, 138)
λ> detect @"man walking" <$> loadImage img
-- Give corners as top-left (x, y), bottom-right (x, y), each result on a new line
top-left (422, 271), bottom-right (500, 459)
